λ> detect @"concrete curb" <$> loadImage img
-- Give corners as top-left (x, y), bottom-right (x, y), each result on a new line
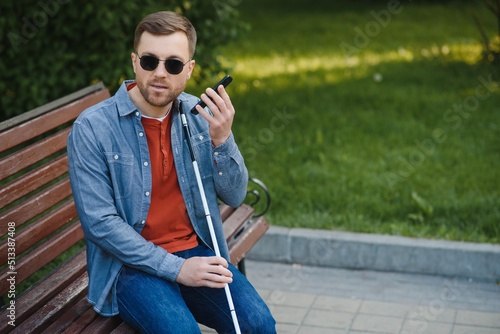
top-left (247, 226), bottom-right (500, 281)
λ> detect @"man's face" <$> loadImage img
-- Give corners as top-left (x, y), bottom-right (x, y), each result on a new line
top-left (132, 31), bottom-right (194, 109)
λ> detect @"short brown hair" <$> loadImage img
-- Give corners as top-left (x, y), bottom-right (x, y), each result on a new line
top-left (134, 11), bottom-right (197, 58)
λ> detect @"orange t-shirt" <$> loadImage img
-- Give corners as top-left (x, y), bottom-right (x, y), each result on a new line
top-left (140, 113), bottom-right (198, 253)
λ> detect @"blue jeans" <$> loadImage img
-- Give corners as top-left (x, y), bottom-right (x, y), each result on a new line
top-left (116, 244), bottom-right (276, 334)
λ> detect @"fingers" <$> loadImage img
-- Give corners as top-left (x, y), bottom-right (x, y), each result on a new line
top-left (198, 256), bottom-right (233, 288)
top-left (196, 85), bottom-right (234, 118)
top-left (176, 256), bottom-right (233, 288)
top-left (208, 254), bottom-right (229, 268)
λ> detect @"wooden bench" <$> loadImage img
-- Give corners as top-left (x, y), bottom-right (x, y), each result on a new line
top-left (0, 82), bottom-right (270, 333)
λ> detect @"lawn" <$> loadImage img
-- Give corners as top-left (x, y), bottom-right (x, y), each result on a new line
top-left (190, 0), bottom-right (500, 243)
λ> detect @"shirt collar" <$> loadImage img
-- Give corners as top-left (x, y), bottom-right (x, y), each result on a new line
top-left (116, 80), bottom-right (140, 117)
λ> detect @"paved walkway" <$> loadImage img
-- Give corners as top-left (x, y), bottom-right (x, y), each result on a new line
top-left (200, 260), bottom-right (500, 334)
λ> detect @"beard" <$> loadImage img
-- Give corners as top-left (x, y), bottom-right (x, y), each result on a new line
top-left (137, 79), bottom-right (184, 108)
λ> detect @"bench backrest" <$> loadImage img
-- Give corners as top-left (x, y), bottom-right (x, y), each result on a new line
top-left (0, 83), bottom-right (111, 297)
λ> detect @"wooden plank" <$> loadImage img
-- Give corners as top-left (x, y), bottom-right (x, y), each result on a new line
top-left (59, 306), bottom-right (99, 334)
top-left (42, 297), bottom-right (93, 334)
top-left (110, 322), bottom-right (138, 334)
top-left (9, 273), bottom-right (88, 334)
top-left (80, 316), bottom-right (123, 334)
top-left (219, 203), bottom-right (235, 221)
top-left (0, 82), bottom-right (106, 132)
top-left (0, 155), bottom-right (68, 208)
top-left (0, 201), bottom-right (78, 263)
top-left (0, 251), bottom-right (87, 333)
top-left (0, 83), bottom-right (109, 150)
top-left (222, 204), bottom-right (254, 241)
top-left (59, 307), bottom-right (99, 334)
top-left (229, 216), bottom-right (270, 265)
top-left (0, 178), bottom-right (72, 234)
top-left (0, 221), bottom-right (84, 293)
top-left (0, 127), bottom-right (70, 182)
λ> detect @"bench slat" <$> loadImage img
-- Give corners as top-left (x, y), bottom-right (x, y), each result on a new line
top-left (0, 88), bottom-right (109, 153)
top-left (79, 315), bottom-right (124, 334)
top-left (0, 154), bottom-right (68, 208)
top-left (58, 306), bottom-right (99, 334)
top-left (42, 297), bottom-right (94, 334)
top-left (9, 273), bottom-right (88, 334)
top-left (110, 322), bottom-right (138, 334)
top-left (219, 203), bottom-right (236, 221)
top-left (0, 200), bottom-right (77, 262)
top-left (229, 216), bottom-right (270, 265)
top-left (0, 221), bottom-right (83, 293)
top-left (0, 127), bottom-right (69, 182)
top-left (0, 178), bottom-right (72, 233)
top-left (0, 251), bottom-right (87, 333)
top-left (223, 204), bottom-right (254, 242)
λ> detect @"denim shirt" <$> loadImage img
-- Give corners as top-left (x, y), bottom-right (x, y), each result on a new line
top-left (67, 80), bottom-right (248, 316)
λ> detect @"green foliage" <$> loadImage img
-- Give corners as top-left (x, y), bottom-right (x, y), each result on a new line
top-left (0, 0), bottom-right (248, 120)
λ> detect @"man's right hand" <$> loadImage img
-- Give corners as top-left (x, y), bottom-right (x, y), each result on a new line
top-left (176, 256), bottom-right (233, 288)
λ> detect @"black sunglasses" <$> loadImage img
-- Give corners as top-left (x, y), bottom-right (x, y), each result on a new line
top-left (136, 53), bottom-right (190, 75)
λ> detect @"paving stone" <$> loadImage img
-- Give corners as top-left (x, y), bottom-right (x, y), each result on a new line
top-left (400, 320), bottom-right (453, 334)
top-left (452, 325), bottom-right (500, 334)
top-left (454, 310), bottom-right (500, 327)
top-left (275, 323), bottom-right (299, 334)
top-left (358, 300), bottom-right (411, 318)
top-left (406, 306), bottom-right (456, 324)
top-left (350, 314), bottom-right (403, 333)
top-left (269, 305), bottom-right (308, 326)
top-left (312, 296), bottom-right (362, 313)
top-left (297, 326), bottom-right (348, 334)
top-left (303, 309), bottom-right (355, 329)
top-left (266, 290), bottom-right (316, 308)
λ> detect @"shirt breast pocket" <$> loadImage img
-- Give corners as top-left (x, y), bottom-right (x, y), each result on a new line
top-left (105, 152), bottom-right (135, 199)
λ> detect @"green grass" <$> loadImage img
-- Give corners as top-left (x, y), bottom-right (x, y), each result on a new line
top-left (187, 0), bottom-right (500, 243)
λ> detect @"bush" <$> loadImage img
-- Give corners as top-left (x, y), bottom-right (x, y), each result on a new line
top-left (0, 0), bottom-right (248, 120)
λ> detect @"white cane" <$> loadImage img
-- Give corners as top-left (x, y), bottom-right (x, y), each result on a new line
top-left (179, 108), bottom-right (242, 334)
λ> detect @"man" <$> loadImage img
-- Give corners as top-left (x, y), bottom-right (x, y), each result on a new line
top-left (68, 11), bottom-right (276, 333)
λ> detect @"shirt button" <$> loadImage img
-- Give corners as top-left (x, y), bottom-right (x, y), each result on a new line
top-left (218, 172), bottom-right (223, 176)
top-left (214, 152), bottom-right (219, 156)
top-left (140, 220), bottom-right (145, 225)
top-left (145, 191), bottom-right (150, 197)
top-left (135, 112), bottom-right (140, 117)
top-left (143, 162), bottom-right (149, 167)
top-left (139, 132), bottom-right (144, 137)
top-left (198, 135), bottom-right (203, 141)
top-left (114, 155), bottom-right (119, 160)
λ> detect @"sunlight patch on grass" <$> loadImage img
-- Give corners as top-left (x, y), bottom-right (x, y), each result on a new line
top-left (229, 41), bottom-right (484, 83)
top-left (231, 54), bottom-right (345, 80)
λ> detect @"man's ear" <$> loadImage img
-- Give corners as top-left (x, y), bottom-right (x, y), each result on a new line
top-left (186, 59), bottom-right (195, 80)
top-left (131, 52), bottom-right (137, 74)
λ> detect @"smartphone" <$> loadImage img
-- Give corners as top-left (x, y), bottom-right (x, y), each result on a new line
top-left (190, 75), bottom-right (233, 114)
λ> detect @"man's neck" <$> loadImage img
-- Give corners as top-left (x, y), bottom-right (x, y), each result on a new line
top-left (128, 85), bottom-right (172, 118)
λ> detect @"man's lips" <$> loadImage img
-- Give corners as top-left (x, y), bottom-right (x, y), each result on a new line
top-left (150, 83), bottom-right (168, 92)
